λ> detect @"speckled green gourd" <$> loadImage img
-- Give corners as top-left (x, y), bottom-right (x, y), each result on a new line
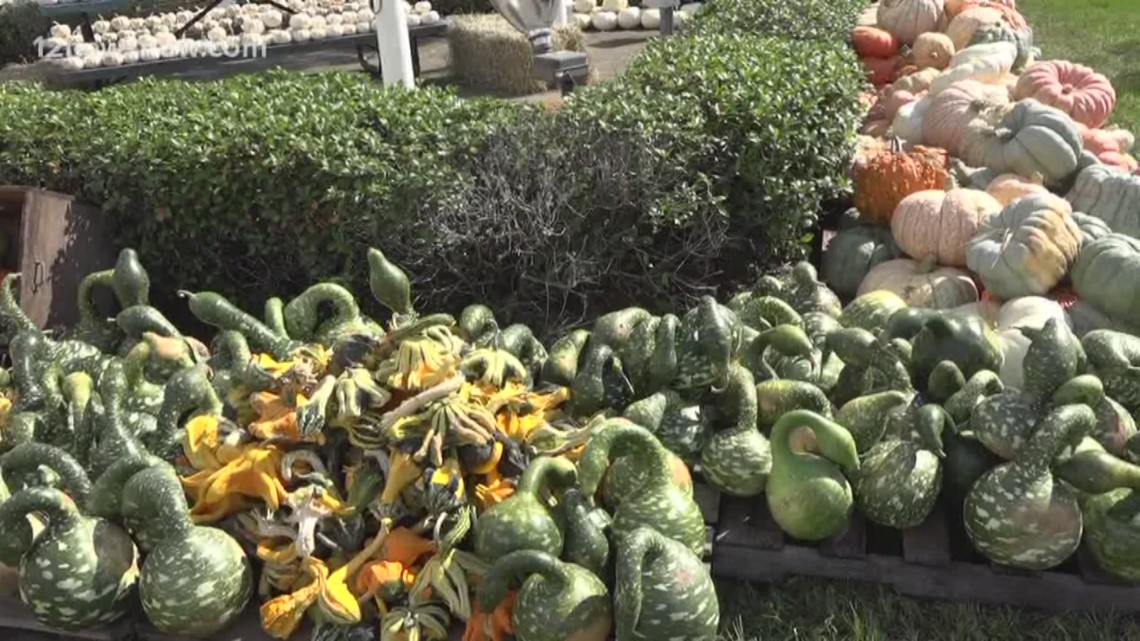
top-left (111, 248), bottom-right (150, 308)
top-left (645, 314), bottom-right (680, 393)
top-left (756, 380), bottom-right (832, 430)
top-left (823, 328), bottom-right (913, 400)
top-left (0, 443), bottom-right (91, 504)
top-left (592, 307), bottom-right (653, 351)
top-left (542, 329), bottom-right (591, 387)
top-left (478, 550), bottom-right (612, 641)
top-left (498, 324), bottom-right (548, 379)
top-left (283, 283), bottom-right (365, 343)
top-left (882, 307), bottom-right (941, 342)
top-left (623, 389), bottom-right (711, 459)
top-left (208, 331), bottom-right (276, 396)
top-left (911, 314), bottom-right (1004, 387)
top-left (834, 390), bottom-right (913, 452)
top-left (700, 364), bottom-right (771, 497)
top-left (617, 314), bottom-right (660, 394)
top-left (0, 487), bottom-right (138, 630)
top-left (1091, 396), bottom-right (1137, 456)
top-left (74, 268), bottom-right (123, 352)
top-left (570, 342), bottom-right (634, 416)
top-left (742, 324), bottom-right (816, 382)
top-left (86, 454), bottom-right (166, 549)
top-left (766, 410), bottom-right (860, 541)
top-left (728, 293), bottom-right (803, 331)
top-left (475, 456), bottom-right (577, 562)
top-left (614, 527), bottom-right (718, 641)
top-left (115, 306), bottom-right (181, 340)
top-left (942, 417), bottom-right (1003, 504)
top-left (367, 248), bottom-right (413, 316)
top-left (1083, 330), bottom-right (1140, 413)
top-left (838, 290), bottom-right (908, 332)
top-left (964, 404), bottom-right (1095, 570)
top-left (1019, 318), bottom-right (1082, 398)
top-left (944, 370), bottom-right (1004, 425)
top-left (784, 262), bottom-right (844, 318)
top-left (146, 363), bottom-right (223, 459)
top-left (9, 331), bottom-right (50, 411)
top-left (87, 361), bottom-right (147, 478)
top-left (968, 391), bottom-right (1042, 460)
top-left (459, 304), bottom-right (499, 346)
top-left (263, 297), bottom-right (288, 337)
top-left (179, 290), bottom-right (297, 359)
top-left (928, 361), bottom-right (967, 403)
top-left (556, 488), bottom-right (612, 579)
top-left (854, 404), bottom-right (946, 529)
top-left (0, 273), bottom-right (39, 336)
top-left (126, 464), bottom-right (252, 637)
top-left (672, 297), bottom-right (740, 391)
top-left (1083, 489), bottom-right (1140, 583)
top-left (578, 420), bottom-right (707, 555)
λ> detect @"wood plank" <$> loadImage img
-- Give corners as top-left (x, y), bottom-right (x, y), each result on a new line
top-left (715, 496), bottom-right (784, 550)
top-left (712, 543), bottom-right (1140, 614)
top-left (902, 508), bottom-right (951, 567)
top-left (692, 482), bottom-right (721, 525)
top-left (820, 513), bottom-right (865, 560)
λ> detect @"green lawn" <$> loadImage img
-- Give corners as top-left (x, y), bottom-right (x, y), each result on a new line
top-left (1019, 0), bottom-right (1140, 134)
top-left (717, 579), bottom-right (1140, 640)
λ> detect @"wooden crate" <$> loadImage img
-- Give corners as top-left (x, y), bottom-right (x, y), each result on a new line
top-left (712, 495), bottom-right (1140, 613)
top-left (0, 186), bottom-right (118, 334)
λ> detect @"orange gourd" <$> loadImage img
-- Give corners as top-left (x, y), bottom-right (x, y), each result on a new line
top-left (862, 56), bottom-right (900, 87)
top-left (890, 188), bottom-right (1002, 266)
top-left (853, 138), bottom-right (953, 225)
top-left (852, 26), bottom-right (901, 58)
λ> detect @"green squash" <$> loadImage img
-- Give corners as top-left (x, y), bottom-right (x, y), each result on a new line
top-left (0, 487), bottom-right (138, 630)
top-left (110, 248), bottom-right (150, 308)
top-left (570, 342), bottom-right (635, 417)
top-left (741, 324), bottom-right (816, 382)
top-left (699, 364), bottom-right (771, 497)
top-left (1082, 329), bottom-right (1140, 413)
top-left (822, 224), bottom-right (903, 301)
top-left (498, 324), bottom-right (548, 380)
top-left (623, 389), bottom-right (711, 460)
top-left (783, 263), bottom-right (843, 318)
top-left (1074, 237), bottom-right (1140, 335)
top-left (964, 404), bottom-right (1094, 569)
top-left (672, 297), bottom-right (741, 391)
top-left (1018, 317), bottom-right (1084, 398)
top-left (86, 361), bottom-right (148, 478)
top-left (73, 268), bottom-right (123, 352)
top-left (927, 360), bottom-right (967, 403)
top-left (823, 327), bottom-right (913, 402)
top-left (944, 370), bottom-right (1005, 425)
top-left (839, 290), bottom-right (908, 332)
top-left (1082, 489), bottom-right (1140, 583)
top-left (853, 404), bottom-right (945, 529)
top-left (1092, 396), bottom-right (1137, 457)
top-left (766, 410), bottom-right (860, 541)
top-left (0, 443), bottom-right (92, 504)
top-left (911, 314), bottom-right (1004, 387)
top-left (146, 363), bottom-right (223, 460)
top-left (727, 294), bottom-right (802, 332)
top-left (835, 390), bottom-right (913, 452)
top-left (542, 329), bottom-right (591, 387)
top-left (615, 527), bottom-right (718, 641)
top-left (478, 550), bottom-right (612, 641)
top-left (755, 379), bottom-right (833, 429)
top-left (556, 488), bottom-right (612, 580)
top-left (126, 464), bottom-right (252, 637)
top-left (1067, 164), bottom-right (1140, 240)
top-left (578, 420), bottom-right (707, 555)
top-left (475, 457), bottom-right (578, 562)
top-left (367, 247), bottom-right (413, 316)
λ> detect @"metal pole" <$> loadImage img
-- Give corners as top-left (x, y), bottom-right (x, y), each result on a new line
top-left (373, 0), bottom-right (416, 88)
top-left (660, 6), bottom-right (674, 36)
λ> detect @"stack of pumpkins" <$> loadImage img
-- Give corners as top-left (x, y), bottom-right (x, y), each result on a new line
top-left (830, 0), bottom-right (1140, 348)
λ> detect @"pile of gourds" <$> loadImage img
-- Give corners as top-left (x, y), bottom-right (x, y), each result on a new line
top-left (837, 0), bottom-right (1140, 344)
top-left (0, 248), bottom-right (722, 641)
top-left (570, 0), bottom-right (702, 32)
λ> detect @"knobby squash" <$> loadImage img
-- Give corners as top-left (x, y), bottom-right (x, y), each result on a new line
top-left (891, 188), bottom-right (1002, 267)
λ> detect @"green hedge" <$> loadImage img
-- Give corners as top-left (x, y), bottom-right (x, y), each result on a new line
top-left (0, 0), bottom-right (865, 333)
top-left (0, 0), bottom-right (47, 67)
top-left (686, 0), bottom-right (866, 42)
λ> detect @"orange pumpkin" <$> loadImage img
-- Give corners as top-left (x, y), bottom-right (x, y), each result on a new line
top-left (852, 26), bottom-right (901, 58)
top-left (862, 56), bottom-right (900, 87)
top-left (853, 138), bottom-right (953, 226)
top-left (890, 188), bottom-right (1002, 266)
top-left (984, 173), bottom-right (1048, 206)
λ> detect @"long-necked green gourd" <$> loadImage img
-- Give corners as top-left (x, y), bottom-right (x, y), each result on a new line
top-left (86, 454), bottom-right (166, 549)
top-left (569, 342), bottom-right (635, 417)
top-left (74, 268), bottom-right (123, 352)
top-left (147, 363), bottom-right (223, 459)
top-left (600, 428), bottom-right (694, 512)
top-left (741, 324), bottom-right (816, 381)
top-left (87, 361), bottom-right (147, 478)
top-left (700, 364), bottom-right (771, 496)
top-left (944, 369), bottom-right (1004, 425)
top-left (0, 487), bottom-right (138, 629)
top-left (477, 550), bottom-right (612, 641)
top-left (834, 390), bottom-right (913, 452)
top-left (1083, 488), bottom-right (1140, 582)
top-left (179, 289), bottom-right (297, 359)
top-left (755, 379), bottom-right (832, 429)
top-left (556, 488), bottom-right (612, 579)
top-left (614, 526), bottom-right (718, 641)
top-left (474, 456), bottom-right (577, 562)
top-left (0, 443), bottom-right (91, 504)
top-left (622, 389), bottom-right (711, 460)
top-left (125, 464), bottom-right (252, 637)
top-left (728, 294), bottom-right (803, 332)
top-left (853, 404), bottom-right (946, 529)
top-left (972, 373), bottom-right (1104, 460)
top-left (111, 248), bottom-right (150, 308)
top-left (784, 262), bottom-right (843, 317)
top-left (543, 329), bottom-right (591, 387)
top-left (672, 296), bottom-right (740, 391)
top-left (578, 420), bottom-right (707, 555)
top-left (766, 410), bottom-right (860, 541)
top-left (965, 404), bottom-right (1095, 569)
top-left (0, 273), bottom-right (39, 335)
top-left (911, 313), bottom-right (1004, 386)
top-left (1019, 318), bottom-right (1085, 398)
top-left (1083, 330), bottom-right (1140, 413)
top-left (941, 409), bottom-right (1004, 504)
top-left (367, 247), bottom-right (414, 316)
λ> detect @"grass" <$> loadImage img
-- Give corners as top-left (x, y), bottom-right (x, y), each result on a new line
top-left (1018, 0), bottom-right (1140, 134)
top-left (717, 578), bottom-right (1140, 640)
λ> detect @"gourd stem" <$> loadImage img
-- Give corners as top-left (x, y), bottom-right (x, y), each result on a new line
top-left (87, 455), bottom-right (164, 518)
top-left (1, 443), bottom-right (92, 504)
top-left (478, 550), bottom-right (569, 613)
top-left (614, 527), bottom-right (665, 640)
top-left (516, 456), bottom-right (578, 497)
top-left (1018, 404), bottom-right (1096, 474)
top-left (770, 410), bottom-right (859, 473)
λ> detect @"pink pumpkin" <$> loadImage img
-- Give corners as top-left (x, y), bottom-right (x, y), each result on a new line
top-left (985, 173), bottom-right (1048, 206)
top-left (891, 188), bottom-right (1002, 267)
top-left (1100, 152), bottom-right (1138, 173)
top-left (922, 80), bottom-right (1010, 155)
top-left (1013, 61), bottom-right (1117, 129)
top-left (882, 89), bottom-right (919, 121)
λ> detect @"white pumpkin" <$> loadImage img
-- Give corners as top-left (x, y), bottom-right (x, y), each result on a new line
top-left (952, 297), bottom-right (1071, 390)
top-left (406, 13), bottom-right (421, 26)
top-left (241, 16), bottom-right (267, 34)
top-left (680, 2), bottom-right (701, 12)
top-left (101, 51), bottom-right (125, 67)
top-left (877, 0), bottom-right (944, 45)
top-left (50, 22), bottom-right (72, 38)
top-left (268, 28), bottom-right (292, 43)
top-left (117, 37), bottom-right (138, 52)
top-left (311, 25), bottom-right (330, 38)
top-left (110, 16), bottom-right (131, 31)
top-left (601, 0), bottom-right (627, 10)
top-left (155, 31), bottom-right (177, 47)
top-left (420, 10), bottom-right (440, 23)
top-left (123, 50), bottom-right (140, 64)
top-left (292, 27), bottom-right (313, 41)
top-left (58, 56), bottom-right (85, 70)
top-left (928, 42), bottom-right (1018, 96)
top-left (890, 95), bottom-right (932, 144)
top-left (640, 7), bottom-right (660, 29)
top-left (357, 20), bottom-right (373, 31)
top-left (574, 12), bottom-right (593, 28)
top-left (327, 12), bottom-right (344, 25)
top-left (591, 10), bottom-right (618, 30)
top-left (328, 24), bottom-right (345, 36)
top-left (573, 0), bottom-right (595, 12)
top-left (291, 13), bottom-right (313, 29)
top-left (261, 9), bottom-right (284, 28)
top-left (617, 6), bottom-right (640, 28)
top-left (857, 256), bottom-right (980, 309)
top-left (342, 22), bottom-right (358, 34)
top-left (414, 0), bottom-right (432, 13)
top-left (207, 26), bottom-right (227, 42)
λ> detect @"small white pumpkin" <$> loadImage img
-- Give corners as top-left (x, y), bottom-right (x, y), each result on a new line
top-left (591, 10), bottom-right (618, 30)
top-left (341, 22), bottom-right (357, 34)
top-left (267, 28), bottom-right (292, 43)
top-left (858, 256), bottom-right (980, 309)
top-left (155, 31), bottom-right (177, 47)
top-left (292, 27), bottom-right (313, 41)
top-left (406, 13), bottom-right (422, 26)
top-left (58, 56), bottom-right (85, 70)
top-left (92, 19), bottom-right (111, 34)
top-left (311, 25), bottom-right (329, 39)
top-left (328, 23), bottom-right (345, 36)
top-left (291, 13), bottom-right (313, 29)
top-left (82, 51), bottom-right (104, 67)
top-left (617, 6), bottom-right (640, 28)
top-left (50, 22), bottom-right (72, 38)
top-left (241, 16), bottom-right (267, 34)
top-left (129, 18), bottom-right (146, 30)
top-left (574, 12), bottom-right (592, 28)
top-left (420, 10), bottom-right (440, 23)
top-left (123, 50), bottom-right (140, 64)
top-left (327, 12), bottom-right (344, 25)
top-left (573, 0), bottom-right (595, 12)
top-left (261, 9), bottom-right (284, 28)
top-left (679, 2), bottom-right (701, 13)
top-left (117, 36), bottom-right (138, 51)
top-left (207, 26), bottom-right (227, 42)
top-left (110, 16), bottom-right (131, 31)
top-left (640, 7), bottom-right (660, 29)
top-left (414, 0), bottom-right (432, 13)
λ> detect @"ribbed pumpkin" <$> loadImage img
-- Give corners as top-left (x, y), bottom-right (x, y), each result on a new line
top-left (928, 42), bottom-right (1018, 97)
top-left (923, 80), bottom-right (1011, 155)
top-left (877, 0), bottom-right (945, 45)
top-left (892, 67), bottom-right (942, 95)
top-left (945, 0), bottom-right (1017, 19)
top-left (985, 173), bottom-right (1047, 205)
top-left (853, 138), bottom-right (952, 225)
top-left (858, 256), bottom-right (980, 308)
top-left (913, 32), bottom-right (955, 69)
top-left (853, 26), bottom-right (901, 58)
top-left (967, 21), bottom-right (1034, 72)
top-left (891, 188), bottom-right (1002, 266)
top-left (966, 192), bottom-right (1083, 300)
top-left (960, 99), bottom-right (1084, 186)
top-left (881, 89), bottom-right (919, 122)
top-left (1066, 163), bottom-right (1140, 239)
top-left (1013, 61), bottom-right (1116, 129)
top-left (945, 4), bottom-right (1029, 51)
top-left (1071, 234), bottom-right (1140, 327)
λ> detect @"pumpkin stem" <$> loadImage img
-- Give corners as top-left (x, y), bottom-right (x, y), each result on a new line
top-left (917, 254), bottom-right (939, 274)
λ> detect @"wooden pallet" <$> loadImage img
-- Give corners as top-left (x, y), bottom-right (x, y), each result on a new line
top-left (712, 495), bottom-right (1140, 613)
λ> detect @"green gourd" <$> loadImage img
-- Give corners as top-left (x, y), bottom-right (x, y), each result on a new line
top-left (0, 443), bottom-right (91, 503)
top-left (208, 331), bottom-right (276, 395)
top-left (699, 364), bottom-right (771, 496)
top-left (766, 410), bottom-right (860, 541)
top-left (578, 420), bottom-right (707, 555)
top-left (742, 324), bottom-right (816, 381)
top-left (367, 247), bottom-right (414, 316)
top-left (972, 375), bottom-right (1103, 460)
top-left (87, 454), bottom-right (166, 549)
top-left (614, 527), bottom-right (719, 641)
top-left (1082, 489), bottom-right (1140, 583)
top-left (111, 248), bottom-right (150, 308)
top-left (542, 329), bottom-right (590, 387)
top-left (459, 303), bottom-right (499, 346)
top-left (115, 305), bottom-right (181, 340)
top-left (618, 315), bottom-right (661, 394)
top-left (283, 282), bottom-right (367, 343)
top-left (964, 404), bottom-right (1094, 569)
top-left (823, 327), bottom-right (913, 398)
top-left (728, 294), bottom-right (803, 331)
top-left (0, 487), bottom-right (138, 630)
top-left (834, 390), bottom-right (913, 453)
top-left (556, 488), bottom-right (612, 579)
top-left (942, 415), bottom-right (1003, 504)
top-left (644, 313), bottom-right (680, 393)
top-left (622, 389), bottom-right (711, 460)
top-left (498, 324), bottom-right (548, 379)
top-left (87, 361), bottom-right (148, 479)
top-left (853, 404), bottom-right (946, 529)
top-left (74, 268), bottom-right (122, 352)
top-left (264, 297), bottom-right (289, 337)
top-left (783, 262), bottom-right (844, 317)
top-left (1019, 318), bottom-right (1083, 399)
top-left (9, 331), bottom-right (50, 411)
top-left (592, 307), bottom-right (653, 350)
top-left (944, 369), bottom-right (1004, 425)
top-left (838, 290), bottom-right (908, 332)
top-left (927, 361), bottom-right (967, 402)
top-left (179, 290), bottom-right (297, 359)
top-left (478, 550), bottom-right (612, 641)
top-left (755, 379), bottom-right (832, 430)
top-left (911, 313), bottom-right (1004, 386)
top-left (126, 464), bottom-right (253, 637)
top-left (1082, 329), bottom-right (1140, 413)
top-left (672, 297), bottom-right (740, 391)
top-left (0, 273), bottom-right (39, 335)
top-left (570, 342), bottom-right (635, 417)
top-left (146, 363), bottom-right (223, 459)
top-left (474, 457), bottom-right (577, 562)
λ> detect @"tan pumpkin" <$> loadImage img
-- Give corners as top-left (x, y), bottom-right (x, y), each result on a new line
top-left (857, 255), bottom-right (980, 308)
top-left (922, 79), bottom-right (1010, 155)
top-left (890, 188), bottom-right (1002, 266)
top-left (891, 67), bottom-right (942, 95)
top-left (984, 173), bottom-right (1047, 205)
top-left (912, 32), bottom-right (955, 69)
top-left (853, 138), bottom-right (953, 225)
top-left (877, 0), bottom-right (945, 45)
top-left (928, 41), bottom-right (1018, 96)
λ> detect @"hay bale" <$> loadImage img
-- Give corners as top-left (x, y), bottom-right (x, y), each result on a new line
top-left (448, 13), bottom-right (590, 96)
